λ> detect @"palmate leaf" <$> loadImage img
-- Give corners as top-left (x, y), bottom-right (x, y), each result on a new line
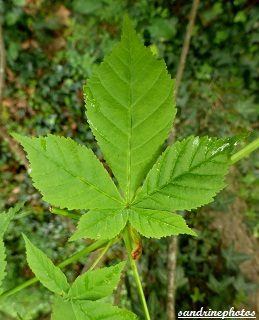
top-left (12, 134), bottom-right (123, 211)
top-left (13, 17), bottom-right (237, 242)
top-left (51, 295), bottom-right (137, 320)
top-left (133, 136), bottom-right (234, 212)
top-left (85, 15), bottom-right (175, 200)
top-left (68, 261), bottom-right (126, 300)
top-left (23, 234), bottom-right (70, 296)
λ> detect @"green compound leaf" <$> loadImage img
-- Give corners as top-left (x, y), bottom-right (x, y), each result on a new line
top-left (51, 295), bottom-right (137, 320)
top-left (68, 261), bottom-right (126, 300)
top-left (85, 15), bottom-right (175, 201)
top-left (128, 208), bottom-right (196, 238)
top-left (12, 134), bottom-right (123, 210)
top-left (133, 136), bottom-right (234, 211)
top-left (0, 202), bottom-right (24, 294)
top-left (70, 209), bottom-right (128, 241)
top-left (23, 234), bottom-right (70, 296)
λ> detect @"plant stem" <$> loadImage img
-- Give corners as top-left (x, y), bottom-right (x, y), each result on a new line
top-left (122, 227), bottom-right (151, 320)
top-left (230, 137), bottom-right (259, 165)
top-left (0, 238), bottom-right (108, 300)
top-left (49, 206), bottom-right (82, 220)
top-left (88, 238), bottom-right (114, 271)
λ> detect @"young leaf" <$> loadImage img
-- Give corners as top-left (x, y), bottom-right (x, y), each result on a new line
top-left (85, 15), bottom-right (176, 200)
top-left (68, 261), bottom-right (126, 300)
top-left (51, 295), bottom-right (137, 320)
top-left (133, 136), bottom-right (234, 211)
top-left (23, 234), bottom-right (70, 296)
top-left (69, 209), bottom-right (128, 241)
top-left (128, 208), bottom-right (196, 238)
top-left (0, 202), bottom-right (24, 293)
top-left (12, 134), bottom-right (123, 210)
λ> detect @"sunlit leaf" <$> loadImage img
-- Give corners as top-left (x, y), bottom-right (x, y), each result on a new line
top-left (13, 134), bottom-right (123, 211)
top-left (134, 136), bottom-right (235, 211)
top-left (128, 207), bottom-right (196, 238)
top-left (85, 16), bottom-right (175, 200)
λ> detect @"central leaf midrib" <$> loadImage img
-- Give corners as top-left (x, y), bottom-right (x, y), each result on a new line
top-left (125, 40), bottom-right (133, 203)
top-left (29, 141), bottom-right (124, 206)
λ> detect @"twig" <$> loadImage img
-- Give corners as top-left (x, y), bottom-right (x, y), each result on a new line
top-left (166, 236), bottom-right (178, 320)
top-left (0, 23), bottom-right (29, 170)
top-left (167, 1), bottom-right (200, 319)
top-left (174, 0), bottom-right (200, 100)
top-left (0, 24), bottom-right (5, 103)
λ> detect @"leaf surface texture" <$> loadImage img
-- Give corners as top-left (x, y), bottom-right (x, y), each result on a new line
top-left (13, 134), bottom-right (123, 210)
top-left (134, 136), bottom-right (233, 211)
top-left (85, 16), bottom-right (175, 200)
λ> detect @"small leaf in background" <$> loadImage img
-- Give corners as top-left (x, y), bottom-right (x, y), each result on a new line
top-left (207, 274), bottom-right (234, 294)
top-left (134, 136), bottom-right (235, 212)
top-left (70, 209), bottom-right (128, 241)
top-left (13, 134), bottom-right (123, 210)
top-left (222, 244), bottom-right (251, 271)
top-left (147, 18), bottom-right (177, 41)
top-left (68, 261), bottom-right (126, 300)
top-left (128, 208), bottom-right (196, 238)
top-left (72, 0), bottom-right (103, 15)
top-left (190, 287), bottom-right (206, 303)
top-left (23, 234), bottom-right (70, 296)
top-left (85, 16), bottom-right (176, 199)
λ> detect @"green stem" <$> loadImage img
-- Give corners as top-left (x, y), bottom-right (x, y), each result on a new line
top-left (231, 137), bottom-right (259, 165)
top-left (122, 227), bottom-right (151, 320)
top-left (0, 238), bottom-right (108, 300)
top-left (50, 207), bottom-right (82, 220)
top-left (89, 238), bottom-right (114, 271)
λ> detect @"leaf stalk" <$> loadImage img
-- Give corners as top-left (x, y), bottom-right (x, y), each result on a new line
top-left (122, 226), bottom-right (151, 320)
top-left (230, 137), bottom-right (259, 165)
top-left (49, 207), bottom-right (82, 220)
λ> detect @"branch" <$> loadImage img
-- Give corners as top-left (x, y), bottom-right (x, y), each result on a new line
top-left (167, 1), bottom-right (200, 319)
top-left (166, 236), bottom-right (178, 320)
top-left (175, 0), bottom-right (200, 99)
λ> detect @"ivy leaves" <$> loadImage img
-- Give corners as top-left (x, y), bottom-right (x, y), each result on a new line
top-left (14, 16), bottom-right (236, 241)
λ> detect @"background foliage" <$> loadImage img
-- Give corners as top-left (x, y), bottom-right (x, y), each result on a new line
top-left (0, 0), bottom-right (258, 319)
